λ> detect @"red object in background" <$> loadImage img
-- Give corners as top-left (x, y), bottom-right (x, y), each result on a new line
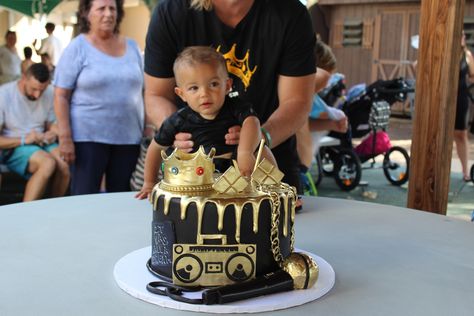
top-left (354, 131), bottom-right (392, 157)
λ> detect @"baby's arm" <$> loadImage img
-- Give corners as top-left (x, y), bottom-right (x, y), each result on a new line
top-left (237, 116), bottom-right (260, 177)
top-left (135, 139), bottom-right (167, 200)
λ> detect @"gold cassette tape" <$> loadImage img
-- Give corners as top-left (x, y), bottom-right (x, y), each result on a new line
top-left (172, 243), bottom-right (257, 287)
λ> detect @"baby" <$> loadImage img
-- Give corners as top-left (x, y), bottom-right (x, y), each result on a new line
top-left (136, 46), bottom-right (275, 199)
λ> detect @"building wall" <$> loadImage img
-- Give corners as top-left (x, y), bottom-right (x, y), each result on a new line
top-left (320, 1), bottom-right (474, 87)
top-left (0, 11), bottom-right (8, 44)
top-left (122, 4), bottom-right (151, 52)
top-left (320, 2), bottom-right (420, 86)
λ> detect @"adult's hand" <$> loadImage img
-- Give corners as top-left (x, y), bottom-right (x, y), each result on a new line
top-left (43, 130), bottom-right (57, 145)
top-left (333, 117), bottom-right (348, 133)
top-left (225, 125), bottom-right (241, 145)
top-left (173, 132), bottom-right (193, 152)
top-left (59, 136), bottom-right (75, 164)
top-left (25, 130), bottom-right (41, 145)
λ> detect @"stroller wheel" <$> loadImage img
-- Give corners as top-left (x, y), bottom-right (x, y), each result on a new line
top-left (334, 148), bottom-right (362, 191)
top-left (320, 148), bottom-right (336, 176)
top-left (383, 146), bottom-right (410, 186)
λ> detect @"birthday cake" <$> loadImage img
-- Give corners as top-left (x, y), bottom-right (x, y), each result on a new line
top-left (147, 146), bottom-right (316, 289)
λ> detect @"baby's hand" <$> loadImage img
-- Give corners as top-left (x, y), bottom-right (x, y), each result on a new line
top-left (237, 152), bottom-right (256, 177)
top-left (135, 182), bottom-right (155, 200)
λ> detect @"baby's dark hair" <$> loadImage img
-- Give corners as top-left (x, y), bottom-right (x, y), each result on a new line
top-left (173, 46), bottom-right (228, 80)
top-left (315, 40), bottom-right (337, 73)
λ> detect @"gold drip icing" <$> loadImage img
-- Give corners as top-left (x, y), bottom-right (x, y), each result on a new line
top-left (180, 196), bottom-right (191, 220)
top-left (152, 181), bottom-right (297, 259)
top-left (251, 201), bottom-right (261, 233)
top-left (153, 190), bottom-right (174, 216)
top-left (216, 203), bottom-right (226, 231)
top-left (196, 200), bottom-right (205, 243)
top-left (234, 204), bottom-right (243, 243)
top-left (152, 186), bottom-right (274, 244)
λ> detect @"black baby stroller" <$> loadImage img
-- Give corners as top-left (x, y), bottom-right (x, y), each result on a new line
top-left (314, 77), bottom-right (414, 191)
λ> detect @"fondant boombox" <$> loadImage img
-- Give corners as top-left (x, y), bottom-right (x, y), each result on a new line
top-left (172, 243), bottom-right (256, 286)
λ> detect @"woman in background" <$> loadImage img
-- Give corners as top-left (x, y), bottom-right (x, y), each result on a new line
top-left (53, 0), bottom-right (144, 194)
top-left (454, 31), bottom-right (474, 181)
top-left (0, 31), bottom-right (21, 85)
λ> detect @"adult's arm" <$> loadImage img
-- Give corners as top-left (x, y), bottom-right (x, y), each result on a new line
top-left (54, 87), bottom-right (75, 163)
top-left (314, 68), bottom-right (331, 93)
top-left (144, 74), bottom-right (177, 129)
top-left (262, 74), bottom-right (315, 148)
top-left (0, 131), bottom-right (41, 149)
top-left (309, 117), bottom-right (347, 133)
top-left (0, 135), bottom-right (22, 149)
top-left (144, 74), bottom-right (195, 150)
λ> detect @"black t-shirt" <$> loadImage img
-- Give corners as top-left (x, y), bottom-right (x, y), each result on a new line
top-left (145, 0), bottom-right (316, 189)
top-left (155, 96), bottom-right (256, 155)
top-left (145, 0), bottom-right (315, 122)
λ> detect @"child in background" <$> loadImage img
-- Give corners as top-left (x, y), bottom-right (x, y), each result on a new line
top-left (135, 46), bottom-right (275, 200)
top-left (297, 40), bottom-right (348, 171)
top-left (21, 47), bottom-right (34, 74)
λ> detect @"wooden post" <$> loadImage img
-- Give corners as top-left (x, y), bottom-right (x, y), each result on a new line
top-left (407, 0), bottom-right (464, 214)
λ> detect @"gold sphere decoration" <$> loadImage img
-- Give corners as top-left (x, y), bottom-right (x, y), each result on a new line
top-left (282, 252), bottom-right (319, 289)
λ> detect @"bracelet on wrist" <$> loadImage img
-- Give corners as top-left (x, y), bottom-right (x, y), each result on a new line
top-left (260, 127), bottom-right (272, 148)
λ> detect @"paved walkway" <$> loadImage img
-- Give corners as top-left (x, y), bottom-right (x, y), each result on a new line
top-left (314, 117), bottom-right (474, 222)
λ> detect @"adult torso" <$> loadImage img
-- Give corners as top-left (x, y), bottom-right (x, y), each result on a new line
top-left (0, 81), bottom-right (54, 137)
top-left (53, 34), bottom-right (144, 145)
top-left (0, 46), bottom-right (21, 84)
top-left (145, 0), bottom-right (315, 123)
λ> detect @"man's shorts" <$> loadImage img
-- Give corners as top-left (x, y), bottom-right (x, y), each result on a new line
top-left (3, 143), bottom-right (58, 179)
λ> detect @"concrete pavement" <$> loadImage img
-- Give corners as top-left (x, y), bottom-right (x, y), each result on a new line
top-left (312, 118), bottom-right (474, 222)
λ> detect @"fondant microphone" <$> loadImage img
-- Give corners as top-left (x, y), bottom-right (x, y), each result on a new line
top-left (202, 252), bottom-right (319, 305)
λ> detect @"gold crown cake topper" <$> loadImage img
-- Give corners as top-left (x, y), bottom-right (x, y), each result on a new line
top-left (160, 146), bottom-right (215, 191)
top-left (159, 141), bottom-right (284, 194)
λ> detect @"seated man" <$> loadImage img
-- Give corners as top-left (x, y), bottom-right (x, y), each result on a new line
top-left (0, 63), bottom-right (69, 201)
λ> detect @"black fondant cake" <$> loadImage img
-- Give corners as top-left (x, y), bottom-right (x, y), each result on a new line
top-left (148, 147), bottom-right (297, 287)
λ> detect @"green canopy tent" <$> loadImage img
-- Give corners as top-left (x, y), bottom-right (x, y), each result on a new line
top-left (0, 0), bottom-right (62, 17)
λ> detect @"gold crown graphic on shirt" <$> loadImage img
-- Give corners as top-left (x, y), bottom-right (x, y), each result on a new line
top-left (160, 146), bottom-right (216, 190)
top-left (218, 44), bottom-right (257, 89)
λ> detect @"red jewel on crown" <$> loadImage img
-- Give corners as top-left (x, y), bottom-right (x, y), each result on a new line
top-left (196, 166), bottom-right (204, 176)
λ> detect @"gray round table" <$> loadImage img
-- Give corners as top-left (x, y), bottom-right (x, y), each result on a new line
top-left (0, 193), bottom-right (472, 315)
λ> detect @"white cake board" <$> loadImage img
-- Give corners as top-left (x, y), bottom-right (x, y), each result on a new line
top-left (114, 247), bottom-right (335, 313)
